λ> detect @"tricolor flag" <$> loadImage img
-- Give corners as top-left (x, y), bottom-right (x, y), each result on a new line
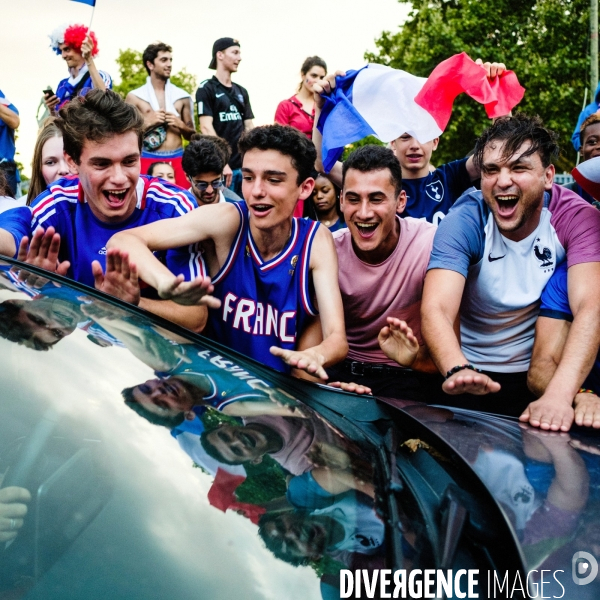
top-left (572, 156), bottom-right (600, 200)
top-left (70, 0), bottom-right (96, 5)
top-left (317, 52), bottom-right (525, 172)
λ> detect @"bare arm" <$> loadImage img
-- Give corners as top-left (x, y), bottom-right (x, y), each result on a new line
top-left (527, 316), bottom-right (570, 397)
top-left (138, 298), bottom-right (207, 333)
top-left (165, 100), bottom-right (196, 140)
top-left (521, 262), bottom-right (600, 431)
top-left (81, 35), bottom-right (107, 92)
top-left (107, 203), bottom-right (239, 301)
top-left (421, 268), bottom-right (500, 394)
top-left (0, 104), bottom-right (19, 130)
top-left (312, 76), bottom-right (343, 187)
top-left (0, 229), bottom-right (16, 257)
top-left (270, 227), bottom-right (348, 379)
top-left (199, 115), bottom-right (218, 136)
top-left (244, 119), bottom-right (254, 132)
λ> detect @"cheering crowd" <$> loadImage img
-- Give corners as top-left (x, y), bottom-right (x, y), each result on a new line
top-left (2, 24), bottom-right (600, 434)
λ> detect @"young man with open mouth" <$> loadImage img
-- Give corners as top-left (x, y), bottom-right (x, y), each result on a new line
top-left (421, 114), bottom-right (600, 431)
top-left (0, 89), bottom-right (206, 331)
top-left (108, 124), bottom-right (347, 379)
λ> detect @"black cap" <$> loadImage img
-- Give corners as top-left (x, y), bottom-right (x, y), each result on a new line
top-left (209, 37), bottom-right (240, 70)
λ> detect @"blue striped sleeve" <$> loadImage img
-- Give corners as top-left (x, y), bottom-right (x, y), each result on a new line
top-left (539, 262), bottom-right (572, 321)
top-left (427, 189), bottom-right (487, 277)
top-left (0, 207), bottom-right (33, 257)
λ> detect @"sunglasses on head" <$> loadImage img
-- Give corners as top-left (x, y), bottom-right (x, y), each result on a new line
top-left (190, 177), bottom-right (225, 192)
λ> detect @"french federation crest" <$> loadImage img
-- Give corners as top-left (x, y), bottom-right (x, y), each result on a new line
top-left (534, 239), bottom-right (554, 271)
top-left (425, 181), bottom-right (444, 203)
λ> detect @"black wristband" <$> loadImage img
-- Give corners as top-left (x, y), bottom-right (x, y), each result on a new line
top-left (445, 364), bottom-right (483, 380)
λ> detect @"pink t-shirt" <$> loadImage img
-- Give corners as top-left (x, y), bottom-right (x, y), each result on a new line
top-left (334, 216), bottom-right (436, 365)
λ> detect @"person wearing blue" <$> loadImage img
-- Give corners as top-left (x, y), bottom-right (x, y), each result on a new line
top-left (571, 82), bottom-right (600, 152)
top-left (44, 24), bottom-right (111, 115)
top-left (108, 124), bottom-right (348, 379)
top-left (0, 89), bottom-right (20, 196)
top-left (529, 261), bottom-right (600, 428)
top-left (0, 89), bottom-right (205, 332)
top-left (565, 113), bottom-right (600, 204)
top-left (312, 61), bottom-right (508, 225)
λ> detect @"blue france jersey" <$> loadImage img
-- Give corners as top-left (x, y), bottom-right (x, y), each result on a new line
top-left (540, 262), bottom-right (600, 394)
top-left (402, 157), bottom-right (473, 225)
top-left (204, 202), bottom-right (320, 373)
top-left (0, 176), bottom-right (204, 291)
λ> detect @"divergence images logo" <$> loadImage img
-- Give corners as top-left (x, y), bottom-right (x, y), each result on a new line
top-left (572, 551), bottom-right (598, 585)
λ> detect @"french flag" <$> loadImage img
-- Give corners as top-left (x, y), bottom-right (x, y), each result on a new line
top-left (572, 156), bottom-right (600, 200)
top-left (317, 52), bottom-right (525, 172)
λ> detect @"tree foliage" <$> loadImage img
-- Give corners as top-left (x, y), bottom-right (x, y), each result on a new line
top-left (112, 48), bottom-right (197, 98)
top-left (366, 0), bottom-right (589, 171)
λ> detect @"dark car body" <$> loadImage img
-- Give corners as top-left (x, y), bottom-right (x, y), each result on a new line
top-left (0, 256), bottom-right (599, 600)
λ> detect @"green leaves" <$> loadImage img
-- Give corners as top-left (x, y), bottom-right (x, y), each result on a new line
top-left (367, 0), bottom-right (589, 170)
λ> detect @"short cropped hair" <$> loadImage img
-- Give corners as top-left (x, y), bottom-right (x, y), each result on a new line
top-left (122, 385), bottom-right (185, 429)
top-left (57, 89), bottom-right (144, 164)
top-left (258, 512), bottom-right (315, 566)
top-left (143, 42), bottom-right (173, 75)
top-left (473, 113), bottom-right (559, 170)
top-left (182, 137), bottom-right (227, 177)
top-left (342, 145), bottom-right (403, 196)
top-left (238, 124), bottom-right (317, 185)
top-left (0, 302), bottom-right (57, 351)
top-left (580, 113), bottom-right (600, 146)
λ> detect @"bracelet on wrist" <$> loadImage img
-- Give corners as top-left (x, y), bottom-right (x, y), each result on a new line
top-left (445, 364), bottom-right (482, 380)
top-left (578, 388), bottom-right (595, 395)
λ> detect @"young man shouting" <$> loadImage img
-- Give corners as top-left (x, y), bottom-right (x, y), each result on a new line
top-left (0, 89), bottom-right (205, 331)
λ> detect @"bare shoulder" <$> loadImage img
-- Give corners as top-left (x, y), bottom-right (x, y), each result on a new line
top-left (309, 224), bottom-right (337, 270)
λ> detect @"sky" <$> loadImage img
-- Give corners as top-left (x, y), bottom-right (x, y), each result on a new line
top-left (4, 0), bottom-right (411, 177)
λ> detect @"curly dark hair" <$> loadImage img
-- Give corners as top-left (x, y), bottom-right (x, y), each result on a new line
top-left (142, 42), bottom-right (173, 75)
top-left (182, 137), bottom-right (227, 177)
top-left (342, 145), bottom-right (403, 197)
top-left (579, 113), bottom-right (600, 146)
top-left (238, 124), bottom-right (317, 185)
top-left (258, 511), bottom-right (319, 566)
top-left (57, 89), bottom-right (144, 164)
top-left (0, 169), bottom-right (12, 198)
top-left (473, 113), bottom-right (560, 171)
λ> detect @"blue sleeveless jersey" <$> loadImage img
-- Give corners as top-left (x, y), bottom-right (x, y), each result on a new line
top-left (205, 202), bottom-right (320, 373)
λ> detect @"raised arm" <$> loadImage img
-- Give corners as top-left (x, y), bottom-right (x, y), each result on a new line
top-left (81, 34), bottom-right (107, 93)
top-left (421, 268), bottom-right (500, 394)
top-left (521, 262), bottom-right (600, 431)
top-left (270, 227), bottom-right (348, 379)
top-left (312, 73), bottom-right (343, 187)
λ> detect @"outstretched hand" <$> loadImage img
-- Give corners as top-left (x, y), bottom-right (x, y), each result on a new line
top-left (378, 317), bottom-right (419, 367)
top-left (519, 395), bottom-right (574, 432)
top-left (157, 274), bottom-right (221, 308)
top-left (573, 391), bottom-right (600, 429)
top-left (270, 346), bottom-right (328, 380)
top-left (442, 369), bottom-right (501, 396)
top-left (92, 248), bottom-right (141, 305)
top-left (15, 226), bottom-right (70, 287)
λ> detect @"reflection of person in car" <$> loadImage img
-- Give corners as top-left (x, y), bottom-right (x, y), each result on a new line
top-left (84, 305), bottom-right (304, 427)
top-left (0, 295), bottom-right (81, 351)
top-left (201, 413), bottom-right (349, 474)
top-left (258, 494), bottom-right (384, 566)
